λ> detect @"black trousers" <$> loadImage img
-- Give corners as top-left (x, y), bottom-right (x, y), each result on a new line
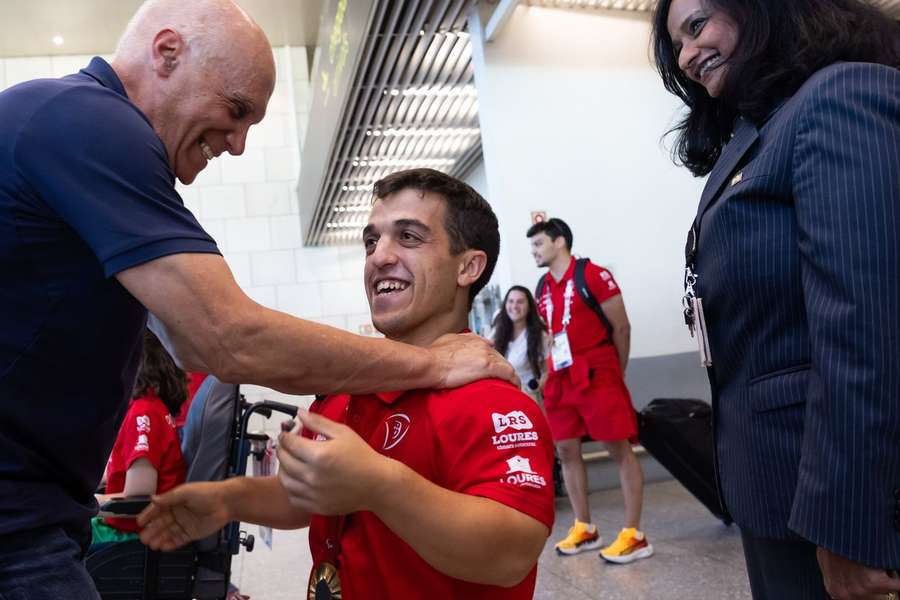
top-left (741, 530), bottom-right (830, 600)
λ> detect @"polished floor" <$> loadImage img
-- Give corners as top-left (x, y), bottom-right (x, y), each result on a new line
top-left (230, 479), bottom-right (751, 599)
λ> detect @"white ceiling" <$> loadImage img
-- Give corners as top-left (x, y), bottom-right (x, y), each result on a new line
top-left (0, 0), bottom-right (324, 58)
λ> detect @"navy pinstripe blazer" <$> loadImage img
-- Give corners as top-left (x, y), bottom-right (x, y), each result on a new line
top-left (693, 62), bottom-right (900, 568)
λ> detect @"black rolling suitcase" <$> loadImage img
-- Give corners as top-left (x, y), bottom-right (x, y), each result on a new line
top-left (638, 398), bottom-right (732, 525)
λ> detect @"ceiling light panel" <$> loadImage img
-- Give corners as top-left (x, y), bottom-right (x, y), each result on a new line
top-left (307, 1), bottom-right (483, 245)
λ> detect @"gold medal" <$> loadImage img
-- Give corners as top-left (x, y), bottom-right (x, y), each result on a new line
top-left (308, 562), bottom-right (342, 600)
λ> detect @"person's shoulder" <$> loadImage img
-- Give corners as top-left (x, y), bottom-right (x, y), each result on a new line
top-left (429, 379), bottom-right (542, 419)
top-left (796, 61), bottom-right (899, 101)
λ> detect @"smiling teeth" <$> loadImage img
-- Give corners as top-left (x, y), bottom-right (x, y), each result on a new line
top-left (199, 139), bottom-right (214, 160)
top-left (699, 54), bottom-right (722, 78)
top-left (377, 280), bottom-right (409, 293)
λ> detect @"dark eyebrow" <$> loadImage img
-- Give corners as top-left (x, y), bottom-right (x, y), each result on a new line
top-left (678, 9), bottom-right (705, 34)
top-left (393, 218), bottom-right (431, 233)
top-left (362, 224), bottom-right (376, 238)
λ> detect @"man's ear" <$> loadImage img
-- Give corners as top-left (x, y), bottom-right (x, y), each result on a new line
top-left (458, 250), bottom-right (488, 289)
top-left (151, 29), bottom-right (184, 77)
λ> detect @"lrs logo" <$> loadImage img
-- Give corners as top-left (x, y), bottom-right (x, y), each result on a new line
top-left (492, 411), bottom-right (533, 434)
top-left (382, 414), bottom-right (411, 450)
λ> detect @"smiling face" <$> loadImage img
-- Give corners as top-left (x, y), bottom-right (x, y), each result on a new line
top-left (363, 189), bottom-right (484, 344)
top-left (666, 0), bottom-right (739, 98)
top-left (530, 232), bottom-right (563, 268)
top-left (505, 290), bottom-right (530, 325)
top-left (150, 28), bottom-right (275, 184)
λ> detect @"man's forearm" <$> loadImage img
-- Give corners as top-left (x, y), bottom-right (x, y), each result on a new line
top-left (369, 460), bottom-right (547, 587)
top-left (216, 306), bottom-right (438, 395)
top-left (225, 476), bottom-right (310, 530)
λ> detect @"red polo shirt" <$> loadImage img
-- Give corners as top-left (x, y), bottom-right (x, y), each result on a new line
top-left (104, 389), bottom-right (186, 532)
top-left (537, 257), bottom-right (621, 356)
top-left (304, 378), bottom-right (554, 599)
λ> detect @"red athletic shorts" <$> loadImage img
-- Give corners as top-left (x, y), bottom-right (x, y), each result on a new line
top-left (543, 348), bottom-right (637, 443)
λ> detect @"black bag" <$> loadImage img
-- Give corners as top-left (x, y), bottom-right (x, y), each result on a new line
top-left (638, 398), bottom-right (732, 525)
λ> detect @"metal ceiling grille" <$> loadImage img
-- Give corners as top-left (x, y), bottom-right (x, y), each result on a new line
top-left (522, 0), bottom-right (656, 10)
top-left (308, 0), bottom-right (480, 246)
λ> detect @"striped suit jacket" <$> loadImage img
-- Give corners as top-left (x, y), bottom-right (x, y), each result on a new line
top-left (693, 62), bottom-right (900, 568)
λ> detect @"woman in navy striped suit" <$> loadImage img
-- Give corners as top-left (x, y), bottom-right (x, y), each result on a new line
top-left (651, 1), bottom-right (899, 598)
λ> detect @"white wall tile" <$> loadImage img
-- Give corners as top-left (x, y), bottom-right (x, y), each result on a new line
top-left (270, 215), bottom-right (303, 249)
top-left (337, 246), bottom-right (365, 281)
top-left (295, 246), bottom-right (343, 282)
top-left (320, 280), bottom-right (368, 317)
top-left (311, 316), bottom-right (348, 330)
top-left (245, 182), bottom-right (293, 217)
top-left (346, 313), bottom-right (378, 337)
top-left (277, 283), bottom-right (323, 318)
top-left (251, 250), bottom-right (296, 286)
top-left (266, 87), bottom-right (293, 115)
top-left (223, 252), bottom-right (252, 287)
top-left (220, 149), bottom-right (266, 184)
top-left (290, 47), bottom-right (309, 82)
top-left (192, 159), bottom-right (222, 186)
top-left (200, 219), bottom-right (227, 251)
top-left (246, 114), bottom-right (289, 149)
top-left (200, 185), bottom-right (246, 219)
top-left (225, 218), bottom-right (271, 252)
top-left (4, 57), bottom-right (53, 87)
top-left (51, 55), bottom-right (91, 78)
top-left (245, 285), bottom-right (278, 309)
top-left (176, 184), bottom-right (201, 216)
top-left (264, 147), bottom-right (298, 181)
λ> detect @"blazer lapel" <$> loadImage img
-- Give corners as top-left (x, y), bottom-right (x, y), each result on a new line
top-left (695, 116), bottom-right (760, 223)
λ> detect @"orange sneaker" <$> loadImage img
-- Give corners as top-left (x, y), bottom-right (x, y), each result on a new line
top-left (599, 528), bottom-right (654, 564)
top-left (554, 520), bottom-right (602, 556)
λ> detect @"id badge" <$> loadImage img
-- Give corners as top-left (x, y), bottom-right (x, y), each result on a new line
top-left (692, 297), bottom-right (713, 367)
top-left (551, 331), bottom-right (574, 370)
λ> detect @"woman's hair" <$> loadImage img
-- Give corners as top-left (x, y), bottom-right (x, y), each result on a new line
top-left (652, 0), bottom-right (900, 176)
top-left (132, 329), bottom-right (189, 416)
top-left (492, 286), bottom-right (546, 379)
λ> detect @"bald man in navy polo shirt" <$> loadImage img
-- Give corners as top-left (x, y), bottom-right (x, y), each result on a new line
top-left (139, 169), bottom-right (555, 599)
top-left (0, 2), bottom-right (511, 597)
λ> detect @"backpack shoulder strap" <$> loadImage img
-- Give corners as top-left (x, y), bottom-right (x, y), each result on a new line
top-left (534, 274), bottom-right (548, 302)
top-left (573, 258), bottom-right (614, 336)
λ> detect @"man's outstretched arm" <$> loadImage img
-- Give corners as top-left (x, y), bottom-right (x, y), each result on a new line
top-left (117, 253), bottom-right (516, 395)
top-left (277, 411), bottom-right (548, 587)
top-left (138, 476), bottom-right (309, 551)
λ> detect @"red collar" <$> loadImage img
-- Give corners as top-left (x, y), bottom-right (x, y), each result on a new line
top-left (547, 256), bottom-right (575, 286)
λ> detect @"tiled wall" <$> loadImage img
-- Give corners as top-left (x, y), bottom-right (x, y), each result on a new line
top-left (1, 48), bottom-right (376, 418)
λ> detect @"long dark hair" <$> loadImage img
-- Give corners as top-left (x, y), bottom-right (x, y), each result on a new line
top-left (652, 0), bottom-right (900, 176)
top-left (132, 329), bottom-right (189, 416)
top-left (493, 286), bottom-right (545, 379)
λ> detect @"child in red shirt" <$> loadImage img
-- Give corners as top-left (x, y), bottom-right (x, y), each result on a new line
top-left (91, 330), bottom-right (188, 547)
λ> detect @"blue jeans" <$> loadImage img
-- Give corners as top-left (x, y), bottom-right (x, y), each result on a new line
top-left (0, 526), bottom-right (100, 600)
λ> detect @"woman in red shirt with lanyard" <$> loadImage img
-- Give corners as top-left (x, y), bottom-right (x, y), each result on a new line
top-left (90, 330), bottom-right (187, 549)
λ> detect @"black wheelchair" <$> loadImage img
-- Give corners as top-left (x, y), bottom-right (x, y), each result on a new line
top-left (87, 377), bottom-right (298, 599)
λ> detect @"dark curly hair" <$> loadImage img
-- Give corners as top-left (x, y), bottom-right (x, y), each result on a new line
top-left (492, 286), bottom-right (546, 380)
top-left (652, 0), bottom-right (900, 176)
top-left (373, 168), bottom-right (500, 307)
top-left (132, 329), bottom-right (189, 416)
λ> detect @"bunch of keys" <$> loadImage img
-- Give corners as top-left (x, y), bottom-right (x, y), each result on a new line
top-left (683, 267), bottom-right (712, 367)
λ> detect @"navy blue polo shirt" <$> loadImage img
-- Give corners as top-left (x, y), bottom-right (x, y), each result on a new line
top-left (0, 57), bottom-right (219, 540)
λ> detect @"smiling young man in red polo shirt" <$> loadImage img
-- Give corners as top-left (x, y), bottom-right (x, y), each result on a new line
top-left (138, 169), bottom-right (554, 599)
top-left (527, 218), bottom-right (651, 565)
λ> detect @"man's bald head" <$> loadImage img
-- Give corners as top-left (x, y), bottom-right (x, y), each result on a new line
top-left (111, 0), bottom-right (276, 185)
top-left (115, 0), bottom-right (271, 69)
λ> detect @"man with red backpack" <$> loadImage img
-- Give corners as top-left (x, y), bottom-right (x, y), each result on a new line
top-left (528, 217), bottom-right (652, 564)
